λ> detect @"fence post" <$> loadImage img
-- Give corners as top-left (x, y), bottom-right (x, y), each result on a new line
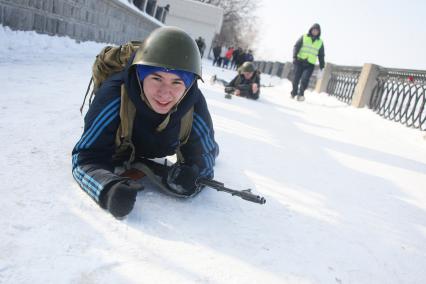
top-left (351, 63), bottom-right (380, 108)
top-left (315, 62), bottom-right (333, 93)
top-left (265, 61), bottom-right (273, 75)
top-left (271, 62), bottom-right (280, 77)
top-left (259, 61), bottom-right (266, 73)
top-left (281, 62), bottom-right (293, 79)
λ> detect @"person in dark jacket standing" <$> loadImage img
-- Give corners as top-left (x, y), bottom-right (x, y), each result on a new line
top-left (72, 27), bottom-right (219, 218)
top-left (195, 36), bottom-right (206, 58)
top-left (231, 47), bottom-right (241, 70)
top-left (225, 61), bottom-right (260, 100)
top-left (244, 49), bottom-right (254, 62)
top-left (291, 23), bottom-right (325, 101)
top-left (212, 44), bottom-right (222, 66)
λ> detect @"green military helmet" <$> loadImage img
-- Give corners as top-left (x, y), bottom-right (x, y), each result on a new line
top-left (238, 61), bottom-right (256, 73)
top-left (132, 26), bottom-right (202, 78)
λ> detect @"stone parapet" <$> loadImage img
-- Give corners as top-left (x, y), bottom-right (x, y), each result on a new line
top-left (0, 0), bottom-right (162, 44)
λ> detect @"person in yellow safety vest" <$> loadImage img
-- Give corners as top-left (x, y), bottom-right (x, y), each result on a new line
top-left (291, 23), bottom-right (325, 101)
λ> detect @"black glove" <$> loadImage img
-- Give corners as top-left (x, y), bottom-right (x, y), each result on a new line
top-left (166, 164), bottom-right (201, 196)
top-left (102, 180), bottom-right (143, 218)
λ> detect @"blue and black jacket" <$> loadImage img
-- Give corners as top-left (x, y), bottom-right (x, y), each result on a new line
top-left (72, 62), bottom-right (219, 207)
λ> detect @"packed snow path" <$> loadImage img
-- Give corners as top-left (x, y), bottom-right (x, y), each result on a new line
top-left (1, 28), bottom-right (425, 284)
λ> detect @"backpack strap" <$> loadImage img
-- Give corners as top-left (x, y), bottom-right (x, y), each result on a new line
top-left (179, 106), bottom-right (194, 145)
top-left (80, 77), bottom-right (94, 114)
top-left (176, 106), bottom-right (194, 163)
top-left (114, 84), bottom-right (137, 169)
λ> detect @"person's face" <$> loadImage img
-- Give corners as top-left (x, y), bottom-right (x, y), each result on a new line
top-left (243, 71), bottom-right (254, 80)
top-left (311, 28), bottom-right (319, 36)
top-left (143, 71), bottom-right (187, 114)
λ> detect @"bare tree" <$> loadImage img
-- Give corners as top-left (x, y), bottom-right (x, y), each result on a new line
top-left (192, 0), bottom-right (259, 50)
top-left (194, 0), bottom-right (222, 6)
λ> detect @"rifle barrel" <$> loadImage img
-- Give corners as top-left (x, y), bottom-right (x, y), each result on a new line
top-left (198, 178), bottom-right (266, 205)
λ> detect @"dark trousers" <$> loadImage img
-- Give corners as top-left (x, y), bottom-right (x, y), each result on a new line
top-left (291, 61), bottom-right (314, 96)
top-left (213, 56), bottom-right (220, 66)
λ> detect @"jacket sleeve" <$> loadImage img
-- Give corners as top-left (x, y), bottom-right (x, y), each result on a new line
top-left (293, 36), bottom-right (303, 60)
top-left (318, 43), bottom-right (325, 69)
top-left (179, 93), bottom-right (219, 179)
top-left (255, 71), bottom-right (260, 85)
top-left (71, 84), bottom-right (127, 206)
top-left (227, 75), bottom-right (239, 88)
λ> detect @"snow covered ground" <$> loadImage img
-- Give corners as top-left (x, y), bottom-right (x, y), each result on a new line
top-left (1, 26), bottom-right (426, 284)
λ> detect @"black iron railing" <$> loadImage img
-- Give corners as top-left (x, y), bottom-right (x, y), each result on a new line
top-left (369, 68), bottom-right (426, 131)
top-left (326, 66), bottom-right (362, 104)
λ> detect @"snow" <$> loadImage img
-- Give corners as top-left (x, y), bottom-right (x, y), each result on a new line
top-left (1, 26), bottom-right (426, 284)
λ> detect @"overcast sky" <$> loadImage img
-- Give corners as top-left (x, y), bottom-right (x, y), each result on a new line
top-left (254, 0), bottom-right (426, 70)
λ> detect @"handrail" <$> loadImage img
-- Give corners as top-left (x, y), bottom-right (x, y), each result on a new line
top-left (369, 68), bottom-right (426, 131)
top-left (326, 65), bottom-right (362, 104)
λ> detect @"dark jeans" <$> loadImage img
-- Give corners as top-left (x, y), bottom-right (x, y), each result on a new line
top-left (291, 61), bottom-right (314, 96)
top-left (213, 56), bottom-right (220, 66)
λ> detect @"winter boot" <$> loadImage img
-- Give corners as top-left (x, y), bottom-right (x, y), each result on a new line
top-left (102, 181), bottom-right (143, 218)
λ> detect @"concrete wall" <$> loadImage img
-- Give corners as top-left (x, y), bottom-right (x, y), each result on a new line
top-left (0, 0), bottom-right (163, 44)
top-left (157, 0), bottom-right (223, 58)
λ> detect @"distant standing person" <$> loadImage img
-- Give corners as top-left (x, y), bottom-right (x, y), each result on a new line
top-left (231, 48), bottom-right (241, 70)
top-left (195, 36), bottom-right (206, 58)
top-left (219, 46), bottom-right (227, 68)
top-left (224, 47), bottom-right (234, 69)
top-left (244, 49), bottom-right (254, 62)
top-left (213, 44), bottom-right (221, 66)
top-left (291, 23), bottom-right (325, 101)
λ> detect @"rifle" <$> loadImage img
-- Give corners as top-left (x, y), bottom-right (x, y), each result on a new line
top-left (224, 84), bottom-right (251, 98)
top-left (197, 178), bottom-right (266, 204)
top-left (121, 159), bottom-right (266, 205)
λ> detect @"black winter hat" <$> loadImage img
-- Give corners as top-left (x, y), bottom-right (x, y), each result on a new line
top-left (308, 23), bottom-right (321, 37)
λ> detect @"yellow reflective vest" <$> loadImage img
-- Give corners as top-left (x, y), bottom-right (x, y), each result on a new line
top-left (297, 35), bottom-right (323, 64)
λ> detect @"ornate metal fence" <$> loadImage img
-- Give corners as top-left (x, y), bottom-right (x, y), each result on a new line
top-left (369, 68), bottom-right (426, 131)
top-left (326, 66), bottom-right (362, 104)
